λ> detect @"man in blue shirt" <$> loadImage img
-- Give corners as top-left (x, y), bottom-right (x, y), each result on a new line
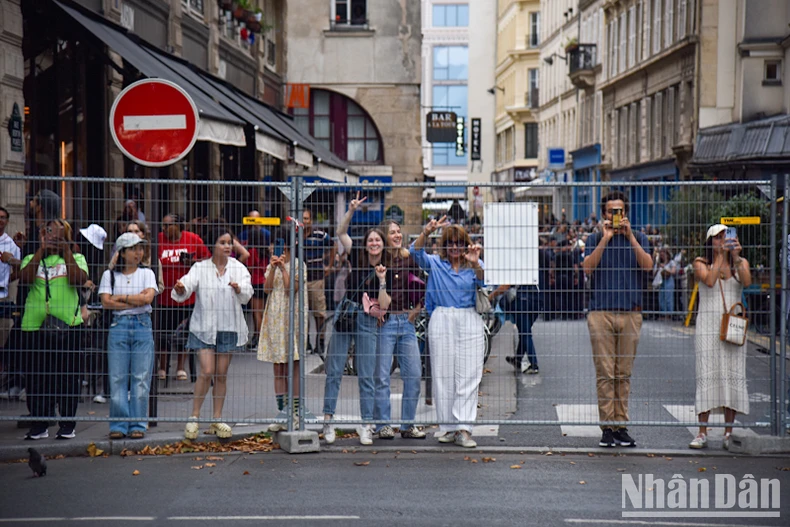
top-left (582, 191), bottom-right (652, 448)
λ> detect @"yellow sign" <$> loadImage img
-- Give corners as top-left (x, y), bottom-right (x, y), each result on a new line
top-left (243, 216), bottom-right (280, 226)
top-left (720, 217), bottom-right (761, 225)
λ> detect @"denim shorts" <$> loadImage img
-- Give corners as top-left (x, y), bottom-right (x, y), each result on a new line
top-left (186, 331), bottom-right (240, 353)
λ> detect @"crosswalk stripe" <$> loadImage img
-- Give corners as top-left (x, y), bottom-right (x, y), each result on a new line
top-left (554, 404), bottom-right (602, 437)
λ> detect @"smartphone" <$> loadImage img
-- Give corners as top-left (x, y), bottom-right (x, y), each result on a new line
top-left (726, 227), bottom-right (737, 239)
top-left (612, 208), bottom-right (623, 230)
top-left (273, 238), bottom-right (285, 257)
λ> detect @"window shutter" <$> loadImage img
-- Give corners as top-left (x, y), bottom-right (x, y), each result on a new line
top-left (665, 0), bottom-right (674, 46)
top-left (667, 87), bottom-right (676, 153)
top-left (678, 0), bottom-right (687, 39)
top-left (628, 7), bottom-right (636, 68)
top-left (644, 96), bottom-right (652, 160)
top-left (643, 0), bottom-right (651, 60)
top-left (595, 92), bottom-right (602, 144)
top-left (619, 14), bottom-right (626, 73)
top-left (653, 0), bottom-right (662, 54)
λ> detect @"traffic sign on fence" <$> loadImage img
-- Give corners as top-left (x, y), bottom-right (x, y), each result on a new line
top-left (109, 79), bottom-right (200, 167)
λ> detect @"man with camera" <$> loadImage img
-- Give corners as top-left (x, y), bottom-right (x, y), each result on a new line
top-left (582, 191), bottom-right (652, 448)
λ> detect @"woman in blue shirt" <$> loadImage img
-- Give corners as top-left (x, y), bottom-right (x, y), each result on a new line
top-left (411, 216), bottom-right (484, 448)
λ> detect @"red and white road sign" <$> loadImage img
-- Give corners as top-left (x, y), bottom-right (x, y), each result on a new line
top-left (109, 79), bottom-right (200, 167)
top-left (473, 186), bottom-right (480, 196)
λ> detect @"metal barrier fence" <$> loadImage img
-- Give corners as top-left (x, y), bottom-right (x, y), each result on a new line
top-left (0, 175), bottom-right (786, 443)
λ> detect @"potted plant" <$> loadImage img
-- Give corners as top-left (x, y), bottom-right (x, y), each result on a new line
top-left (564, 37), bottom-right (579, 53)
top-left (246, 7), bottom-right (263, 32)
top-left (232, 0), bottom-right (251, 22)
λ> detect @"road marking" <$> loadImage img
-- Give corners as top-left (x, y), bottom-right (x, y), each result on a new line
top-left (123, 115), bottom-right (186, 131)
top-left (566, 519), bottom-right (779, 526)
top-left (0, 518), bottom-right (155, 523)
top-left (554, 404), bottom-right (602, 437)
top-left (662, 405), bottom-right (759, 440)
top-left (168, 516), bottom-right (360, 521)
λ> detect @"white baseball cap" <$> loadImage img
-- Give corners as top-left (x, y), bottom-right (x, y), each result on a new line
top-left (115, 232), bottom-right (147, 250)
top-left (705, 224), bottom-right (728, 240)
top-left (80, 224), bottom-right (107, 250)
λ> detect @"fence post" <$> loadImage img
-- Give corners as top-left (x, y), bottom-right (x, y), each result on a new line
top-left (769, 177), bottom-right (778, 435)
top-left (781, 176), bottom-right (789, 435)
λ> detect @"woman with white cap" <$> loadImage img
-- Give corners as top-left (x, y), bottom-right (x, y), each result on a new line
top-left (99, 233), bottom-right (158, 439)
top-left (689, 224), bottom-right (752, 450)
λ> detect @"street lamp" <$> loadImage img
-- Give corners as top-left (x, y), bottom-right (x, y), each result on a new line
top-left (543, 53), bottom-right (567, 66)
top-left (487, 86), bottom-right (505, 95)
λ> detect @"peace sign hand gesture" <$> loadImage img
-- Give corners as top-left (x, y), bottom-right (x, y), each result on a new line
top-left (349, 191), bottom-right (368, 212)
top-left (423, 215), bottom-right (451, 237)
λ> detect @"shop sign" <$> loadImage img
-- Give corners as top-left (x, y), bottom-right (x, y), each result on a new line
top-left (109, 79), bottom-right (199, 167)
top-left (7, 103), bottom-right (22, 153)
top-left (548, 147), bottom-right (565, 169)
top-left (470, 118), bottom-right (481, 160)
top-left (426, 111), bottom-right (457, 143)
top-left (455, 116), bottom-right (465, 157)
top-left (385, 205), bottom-right (405, 224)
top-left (285, 84), bottom-right (310, 109)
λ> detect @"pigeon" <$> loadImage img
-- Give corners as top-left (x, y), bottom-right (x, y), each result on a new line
top-left (28, 447), bottom-right (46, 477)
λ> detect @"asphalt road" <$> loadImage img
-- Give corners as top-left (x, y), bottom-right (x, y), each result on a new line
top-left (1, 450), bottom-right (789, 526)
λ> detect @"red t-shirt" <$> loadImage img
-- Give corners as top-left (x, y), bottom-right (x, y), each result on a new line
top-left (157, 230), bottom-right (211, 306)
top-left (245, 246), bottom-right (268, 286)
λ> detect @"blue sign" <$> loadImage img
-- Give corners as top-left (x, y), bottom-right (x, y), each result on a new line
top-left (548, 148), bottom-right (565, 169)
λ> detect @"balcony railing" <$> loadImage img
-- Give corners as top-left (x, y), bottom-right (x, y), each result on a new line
top-left (568, 44), bottom-right (597, 75)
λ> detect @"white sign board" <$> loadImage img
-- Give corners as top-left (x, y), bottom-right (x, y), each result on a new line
top-left (483, 202), bottom-right (539, 286)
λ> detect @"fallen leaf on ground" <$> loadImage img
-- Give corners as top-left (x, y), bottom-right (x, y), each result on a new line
top-left (483, 368), bottom-right (492, 374)
top-left (510, 465), bottom-right (522, 469)
top-left (191, 466), bottom-right (203, 470)
top-left (470, 459), bottom-right (478, 464)
top-left (464, 456), bottom-right (471, 461)
top-left (482, 457), bottom-right (496, 463)
top-left (698, 467), bottom-right (707, 472)
top-left (354, 461), bottom-right (370, 467)
top-left (411, 450), bottom-right (417, 454)
top-left (132, 470), bottom-right (140, 476)
top-left (587, 453), bottom-right (595, 457)
top-left (87, 443), bottom-right (104, 457)
top-left (617, 468), bottom-right (626, 472)
top-left (193, 457), bottom-right (204, 461)
top-left (544, 452), bottom-right (553, 456)
top-left (664, 457), bottom-right (673, 461)
top-left (569, 462), bottom-right (576, 465)
top-left (205, 456), bottom-right (225, 461)
top-left (243, 471), bottom-right (250, 475)
top-left (646, 453), bottom-right (656, 458)
top-left (579, 481), bottom-right (586, 485)
top-left (87, 411), bottom-right (95, 415)
top-left (205, 463), bottom-right (216, 467)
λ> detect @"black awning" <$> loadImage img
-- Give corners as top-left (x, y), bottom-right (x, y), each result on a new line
top-left (55, 0), bottom-right (246, 146)
top-left (691, 114), bottom-right (790, 169)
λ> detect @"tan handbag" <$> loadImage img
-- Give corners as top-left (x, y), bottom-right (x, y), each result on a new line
top-left (718, 280), bottom-right (748, 346)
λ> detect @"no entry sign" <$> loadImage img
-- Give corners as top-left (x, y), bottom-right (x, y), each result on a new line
top-left (109, 79), bottom-right (200, 167)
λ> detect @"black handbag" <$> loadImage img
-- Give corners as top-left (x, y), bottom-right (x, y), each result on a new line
top-left (334, 270), bottom-right (375, 333)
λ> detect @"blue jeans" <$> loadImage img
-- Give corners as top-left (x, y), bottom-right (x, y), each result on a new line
top-left (322, 306), bottom-right (378, 421)
top-left (374, 313), bottom-right (421, 429)
top-left (659, 283), bottom-right (675, 313)
top-left (107, 313), bottom-right (155, 434)
top-left (511, 287), bottom-right (542, 368)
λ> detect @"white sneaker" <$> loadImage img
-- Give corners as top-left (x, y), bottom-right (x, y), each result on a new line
top-left (688, 433), bottom-right (707, 449)
top-left (93, 394), bottom-right (107, 404)
top-left (323, 423), bottom-right (336, 444)
top-left (358, 424), bottom-right (373, 445)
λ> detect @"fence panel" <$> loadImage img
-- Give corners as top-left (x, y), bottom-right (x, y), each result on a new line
top-left (0, 175), bottom-right (785, 445)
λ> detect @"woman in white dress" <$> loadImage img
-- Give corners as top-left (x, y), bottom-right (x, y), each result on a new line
top-left (690, 224), bottom-right (752, 449)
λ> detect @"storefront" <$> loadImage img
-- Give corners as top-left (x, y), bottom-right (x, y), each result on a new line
top-left (570, 144), bottom-right (601, 223)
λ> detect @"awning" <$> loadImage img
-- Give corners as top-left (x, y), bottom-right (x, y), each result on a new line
top-left (55, 0), bottom-right (246, 147)
top-left (691, 114), bottom-right (790, 169)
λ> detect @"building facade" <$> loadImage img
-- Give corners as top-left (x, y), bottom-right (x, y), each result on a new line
top-left (493, 0), bottom-right (544, 216)
top-left (0, 0), bottom-right (324, 241)
top-left (286, 0), bottom-right (422, 231)
top-left (691, 0), bottom-right (790, 179)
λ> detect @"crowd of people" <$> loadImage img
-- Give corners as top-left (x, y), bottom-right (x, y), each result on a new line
top-left (0, 187), bottom-right (766, 450)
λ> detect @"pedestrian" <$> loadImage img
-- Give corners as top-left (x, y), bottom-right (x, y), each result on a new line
top-left (582, 191), bottom-right (652, 448)
top-left (497, 246), bottom-right (551, 374)
top-left (374, 219), bottom-right (426, 440)
top-left (655, 247), bottom-right (678, 320)
top-left (244, 225), bottom-right (269, 350)
top-left (688, 224), bottom-right (752, 449)
top-left (411, 216), bottom-right (484, 448)
top-left (0, 206), bottom-right (22, 398)
top-left (172, 226), bottom-right (253, 440)
top-left (257, 227), bottom-right (307, 431)
top-left (19, 219), bottom-right (88, 440)
top-left (99, 233), bottom-right (157, 439)
top-left (157, 213), bottom-right (211, 381)
top-left (302, 208), bottom-right (334, 350)
top-left (322, 193), bottom-right (389, 445)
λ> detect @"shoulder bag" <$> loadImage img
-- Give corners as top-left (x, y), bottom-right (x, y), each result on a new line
top-left (334, 270), bottom-right (375, 333)
top-left (475, 285), bottom-right (492, 314)
top-left (718, 279), bottom-right (748, 346)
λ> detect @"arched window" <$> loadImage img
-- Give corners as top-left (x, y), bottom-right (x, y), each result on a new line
top-left (292, 89), bottom-right (384, 164)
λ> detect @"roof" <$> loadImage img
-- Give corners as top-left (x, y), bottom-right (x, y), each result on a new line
top-left (691, 114), bottom-right (790, 168)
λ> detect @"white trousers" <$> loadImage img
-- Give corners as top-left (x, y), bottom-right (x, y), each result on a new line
top-left (428, 307), bottom-right (485, 433)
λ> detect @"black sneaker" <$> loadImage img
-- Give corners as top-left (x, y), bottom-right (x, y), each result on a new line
top-left (25, 429), bottom-right (49, 440)
top-left (599, 428), bottom-right (615, 447)
top-left (613, 428), bottom-right (636, 447)
top-left (55, 427), bottom-right (76, 440)
top-left (505, 356), bottom-right (521, 369)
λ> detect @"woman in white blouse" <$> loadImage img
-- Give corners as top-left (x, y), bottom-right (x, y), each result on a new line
top-left (172, 226), bottom-right (253, 440)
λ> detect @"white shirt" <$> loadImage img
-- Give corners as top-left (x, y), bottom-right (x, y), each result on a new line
top-left (0, 233), bottom-right (21, 299)
top-left (170, 258), bottom-right (253, 346)
top-left (98, 267), bottom-right (158, 315)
